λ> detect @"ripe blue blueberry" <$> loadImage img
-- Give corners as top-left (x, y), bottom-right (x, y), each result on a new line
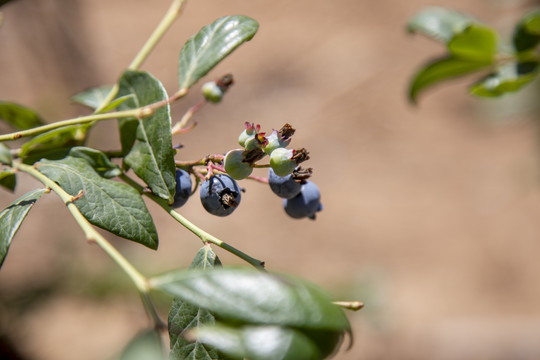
top-left (283, 181), bottom-right (322, 219)
top-left (200, 174), bottom-right (242, 216)
top-left (172, 169), bottom-right (192, 208)
top-left (268, 168), bottom-right (302, 199)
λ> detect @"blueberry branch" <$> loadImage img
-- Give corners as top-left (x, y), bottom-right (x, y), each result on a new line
top-left (120, 174), bottom-right (265, 269)
top-left (15, 162), bottom-right (165, 329)
top-left (0, 109), bottom-right (145, 142)
top-left (0, 89), bottom-right (188, 143)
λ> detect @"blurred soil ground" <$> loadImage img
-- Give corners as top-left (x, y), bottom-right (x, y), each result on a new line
top-left (2, 0), bottom-right (540, 359)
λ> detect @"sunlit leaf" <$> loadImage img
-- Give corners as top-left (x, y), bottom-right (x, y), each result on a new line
top-left (0, 101), bottom-right (44, 130)
top-left (513, 9), bottom-right (540, 52)
top-left (409, 56), bottom-right (491, 103)
top-left (407, 6), bottom-right (474, 43)
top-left (191, 324), bottom-right (323, 360)
top-left (0, 170), bottom-right (16, 192)
top-left (19, 124), bottom-right (90, 159)
top-left (178, 15), bottom-right (258, 90)
top-left (68, 146), bottom-right (121, 178)
top-left (169, 246), bottom-right (224, 360)
top-left (447, 24), bottom-right (497, 62)
top-left (37, 157), bottom-right (158, 249)
top-left (119, 329), bottom-right (165, 360)
top-left (116, 70), bottom-right (176, 203)
top-left (0, 143), bottom-right (12, 165)
top-left (0, 188), bottom-right (46, 268)
top-left (470, 61), bottom-right (539, 97)
top-left (152, 267), bottom-right (350, 332)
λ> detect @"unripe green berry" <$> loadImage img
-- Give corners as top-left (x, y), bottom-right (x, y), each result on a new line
top-left (238, 123), bottom-right (258, 147)
top-left (264, 130), bottom-right (291, 155)
top-left (224, 149), bottom-right (253, 180)
top-left (202, 81), bottom-right (224, 103)
top-left (270, 148), bottom-right (296, 177)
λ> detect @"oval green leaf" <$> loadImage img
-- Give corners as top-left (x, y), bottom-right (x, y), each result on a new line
top-left (116, 70), bottom-right (176, 203)
top-left (470, 61), bottom-right (539, 97)
top-left (0, 101), bottom-right (45, 131)
top-left (447, 24), bottom-right (497, 62)
top-left (191, 324), bottom-right (323, 360)
top-left (178, 15), bottom-right (259, 90)
top-left (169, 246), bottom-right (224, 360)
top-left (409, 56), bottom-right (492, 103)
top-left (513, 9), bottom-right (540, 52)
top-left (151, 267), bottom-right (350, 332)
top-left (37, 157), bottom-right (159, 249)
top-left (0, 188), bottom-right (46, 268)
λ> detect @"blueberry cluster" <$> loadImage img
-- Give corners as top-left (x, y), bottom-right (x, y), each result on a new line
top-left (268, 167), bottom-right (323, 220)
top-left (171, 123), bottom-right (321, 220)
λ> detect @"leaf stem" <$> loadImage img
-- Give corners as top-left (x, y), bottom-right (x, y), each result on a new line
top-left (120, 174), bottom-right (265, 269)
top-left (94, 0), bottom-right (187, 113)
top-left (14, 162), bottom-right (165, 328)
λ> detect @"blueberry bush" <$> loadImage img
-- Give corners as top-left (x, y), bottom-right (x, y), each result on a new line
top-left (407, 6), bottom-right (540, 103)
top-left (0, 0), bottom-right (361, 359)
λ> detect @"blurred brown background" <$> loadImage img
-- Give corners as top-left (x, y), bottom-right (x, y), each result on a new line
top-left (2, 0), bottom-right (540, 359)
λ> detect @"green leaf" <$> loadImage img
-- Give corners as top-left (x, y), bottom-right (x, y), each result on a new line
top-left (0, 188), bottom-right (46, 268)
top-left (68, 146), bottom-right (121, 178)
top-left (447, 24), bottom-right (497, 62)
top-left (169, 246), bottom-right (223, 360)
top-left (409, 56), bottom-right (492, 103)
top-left (119, 329), bottom-right (165, 360)
top-left (0, 143), bottom-right (12, 165)
top-left (37, 157), bottom-right (158, 249)
top-left (19, 124), bottom-right (91, 158)
top-left (72, 85), bottom-right (134, 113)
top-left (407, 6), bottom-right (474, 43)
top-left (116, 70), bottom-right (176, 203)
top-left (189, 245), bottom-right (222, 270)
top-left (178, 15), bottom-right (259, 90)
top-left (470, 61), bottom-right (539, 97)
top-left (72, 86), bottom-right (113, 109)
top-left (151, 267), bottom-right (350, 332)
top-left (191, 324), bottom-right (323, 360)
top-left (0, 170), bottom-right (16, 192)
top-left (513, 9), bottom-right (540, 52)
top-left (0, 101), bottom-right (44, 130)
